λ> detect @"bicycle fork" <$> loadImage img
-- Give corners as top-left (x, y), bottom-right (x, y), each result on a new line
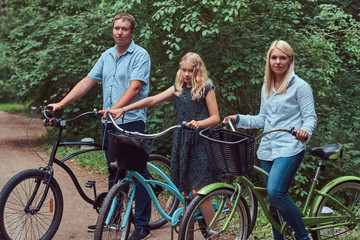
top-left (106, 184), bottom-right (135, 230)
top-left (25, 167), bottom-right (54, 214)
top-left (208, 182), bottom-right (244, 235)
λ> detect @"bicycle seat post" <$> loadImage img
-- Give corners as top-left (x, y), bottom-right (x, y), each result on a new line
top-left (312, 159), bottom-right (323, 183)
top-left (302, 158), bottom-right (324, 216)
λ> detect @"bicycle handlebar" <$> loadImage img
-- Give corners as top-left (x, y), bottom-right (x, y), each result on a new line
top-left (43, 106), bottom-right (99, 127)
top-left (223, 119), bottom-right (306, 141)
top-left (43, 105), bottom-right (192, 137)
top-left (255, 127), bottom-right (297, 141)
top-left (106, 114), bottom-right (190, 139)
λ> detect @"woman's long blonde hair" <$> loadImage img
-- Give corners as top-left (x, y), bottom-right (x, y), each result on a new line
top-left (174, 52), bottom-right (212, 100)
top-left (264, 40), bottom-right (295, 98)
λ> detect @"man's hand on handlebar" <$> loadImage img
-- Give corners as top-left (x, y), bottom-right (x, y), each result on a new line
top-left (98, 108), bottom-right (124, 120)
top-left (46, 103), bottom-right (63, 113)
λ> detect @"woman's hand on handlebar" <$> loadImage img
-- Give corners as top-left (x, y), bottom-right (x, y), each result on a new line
top-left (99, 108), bottom-right (124, 120)
top-left (222, 115), bottom-right (237, 128)
top-left (295, 128), bottom-right (308, 143)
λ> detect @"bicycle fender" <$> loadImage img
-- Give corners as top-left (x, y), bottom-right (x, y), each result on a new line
top-left (310, 176), bottom-right (360, 216)
top-left (197, 182), bottom-right (235, 195)
top-left (171, 207), bottom-right (184, 226)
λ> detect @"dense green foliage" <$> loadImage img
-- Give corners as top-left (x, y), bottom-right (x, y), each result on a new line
top-left (1, 0), bottom-right (360, 199)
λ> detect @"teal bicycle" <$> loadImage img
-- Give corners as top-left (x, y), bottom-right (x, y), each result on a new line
top-left (93, 114), bottom-right (196, 239)
top-left (179, 121), bottom-right (360, 239)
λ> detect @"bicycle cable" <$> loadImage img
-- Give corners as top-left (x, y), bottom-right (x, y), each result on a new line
top-left (101, 120), bottom-right (108, 164)
top-left (26, 106), bottom-right (46, 163)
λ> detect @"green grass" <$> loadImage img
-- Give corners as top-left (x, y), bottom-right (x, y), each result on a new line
top-left (56, 147), bottom-right (108, 173)
top-left (248, 207), bottom-right (273, 239)
top-left (0, 103), bottom-right (32, 116)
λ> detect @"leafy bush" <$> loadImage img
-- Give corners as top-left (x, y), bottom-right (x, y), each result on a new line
top-left (1, 0), bottom-right (360, 201)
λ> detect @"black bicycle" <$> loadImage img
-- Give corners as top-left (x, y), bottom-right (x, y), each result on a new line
top-left (0, 106), bottom-right (172, 240)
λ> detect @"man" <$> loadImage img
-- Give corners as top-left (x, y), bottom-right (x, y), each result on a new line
top-left (49, 13), bottom-right (151, 240)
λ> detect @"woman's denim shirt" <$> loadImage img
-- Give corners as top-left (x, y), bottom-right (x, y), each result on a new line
top-left (236, 71), bottom-right (317, 161)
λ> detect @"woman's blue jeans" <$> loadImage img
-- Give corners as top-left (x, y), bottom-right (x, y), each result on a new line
top-left (102, 121), bottom-right (151, 230)
top-left (261, 150), bottom-right (310, 240)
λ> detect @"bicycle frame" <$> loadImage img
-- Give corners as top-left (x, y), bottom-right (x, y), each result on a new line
top-left (106, 162), bottom-right (185, 229)
top-left (304, 176), bottom-right (360, 232)
top-left (38, 108), bottom-right (104, 207)
top-left (197, 164), bottom-right (360, 235)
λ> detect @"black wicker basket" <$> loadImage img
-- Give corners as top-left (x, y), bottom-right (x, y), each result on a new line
top-left (107, 130), bottom-right (154, 171)
top-left (200, 128), bottom-right (256, 176)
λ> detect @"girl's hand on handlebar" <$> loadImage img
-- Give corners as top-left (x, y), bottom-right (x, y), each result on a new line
top-left (295, 128), bottom-right (308, 143)
top-left (99, 108), bottom-right (123, 120)
top-left (186, 120), bottom-right (200, 130)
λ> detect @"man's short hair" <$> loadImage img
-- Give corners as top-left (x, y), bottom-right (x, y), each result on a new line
top-left (113, 13), bottom-right (136, 30)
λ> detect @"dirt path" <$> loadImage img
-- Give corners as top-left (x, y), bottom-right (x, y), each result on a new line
top-left (0, 111), bottom-right (173, 239)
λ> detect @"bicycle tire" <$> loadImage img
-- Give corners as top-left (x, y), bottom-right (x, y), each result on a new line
top-left (94, 182), bottom-right (131, 240)
top-left (147, 154), bottom-right (180, 229)
top-left (311, 180), bottom-right (360, 240)
top-left (223, 175), bottom-right (258, 235)
top-left (0, 169), bottom-right (63, 240)
top-left (178, 187), bottom-right (250, 240)
top-left (240, 181), bottom-right (258, 234)
top-left (194, 186), bottom-right (256, 238)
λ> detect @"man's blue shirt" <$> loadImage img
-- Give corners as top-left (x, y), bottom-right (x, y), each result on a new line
top-left (88, 40), bottom-right (151, 124)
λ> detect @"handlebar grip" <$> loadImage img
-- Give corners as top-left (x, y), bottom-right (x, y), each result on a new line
top-left (221, 119), bottom-right (235, 127)
top-left (290, 128), bottom-right (308, 141)
top-left (181, 121), bottom-right (193, 130)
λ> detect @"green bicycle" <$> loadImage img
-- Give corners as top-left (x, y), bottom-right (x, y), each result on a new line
top-left (178, 121), bottom-right (360, 239)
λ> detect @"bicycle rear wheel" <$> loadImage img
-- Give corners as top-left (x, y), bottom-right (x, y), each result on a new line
top-left (178, 187), bottom-right (250, 240)
top-left (94, 182), bottom-right (131, 240)
top-left (0, 169), bottom-right (63, 240)
top-left (147, 154), bottom-right (180, 229)
top-left (311, 180), bottom-right (360, 240)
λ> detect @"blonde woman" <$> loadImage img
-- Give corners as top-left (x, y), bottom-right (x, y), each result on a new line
top-left (224, 40), bottom-right (316, 240)
top-left (101, 52), bottom-right (220, 236)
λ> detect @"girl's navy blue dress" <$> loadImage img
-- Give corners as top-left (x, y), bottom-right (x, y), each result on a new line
top-left (171, 83), bottom-right (220, 192)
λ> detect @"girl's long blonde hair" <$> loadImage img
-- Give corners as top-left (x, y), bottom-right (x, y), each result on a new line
top-left (264, 40), bottom-right (295, 98)
top-left (174, 52), bottom-right (212, 100)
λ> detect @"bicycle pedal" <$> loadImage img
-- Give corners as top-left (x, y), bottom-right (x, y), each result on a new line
top-left (85, 180), bottom-right (96, 188)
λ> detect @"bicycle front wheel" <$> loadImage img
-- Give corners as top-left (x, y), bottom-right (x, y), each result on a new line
top-left (311, 180), bottom-right (360, 240)
top-left (178, 188), bottom-right (250, 240)
top-left (220, 175), bottom-right (258, 236)
top-left (240, 181), bottom-right (258, 234)
top-left (147, 154), bottom-right (180, 229)
top-left (0, 169), bottom-right (63, 240)
top-left (94, 182), bottom-right (131, 240)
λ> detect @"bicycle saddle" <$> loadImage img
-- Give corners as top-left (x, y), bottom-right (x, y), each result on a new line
top-left (309, 144), bottom-right (343, 160)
